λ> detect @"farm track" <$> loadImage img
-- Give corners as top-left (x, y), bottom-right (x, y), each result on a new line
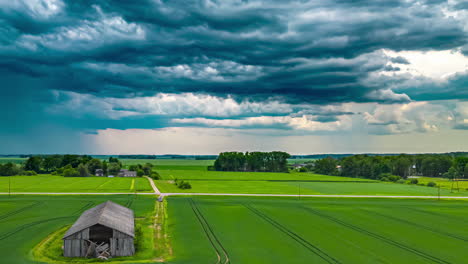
top-left (410, 208), bottom-right (468, 223)
top-left (0, 201), bottom-right (43, 222)
top-left (125, 194), bottom-right (136, 208)
top-left (243, 203), bottom-right (341, 264)
top-left (0, 216), bottom-right (74, 241)
top-left (302, 207), bottom-right (451, 264)
top-left (362, 209), bottom-right (468, 242)
top-left (189, 198), bottom-right (230, 264)
top-left (72, 201), bottom-right (95, 215)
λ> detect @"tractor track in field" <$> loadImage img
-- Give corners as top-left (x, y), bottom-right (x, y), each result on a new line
top-left (302, 207), bottom-right (451, 264)
top-left (0, 201), bottom-right (43, 222)
top-left (188, 198), bottom-right (230, 264)
top-left (362, 209), bottom-right (468, 243)
top-left (0, 216), bottom-right (74, 241)
top-left (72, 201), bottom-right (95, 215)
top-left (243, 203), bottom-right (341, 264)
top-left (410, 208), bottom-right (468, 223)
top-left (125, 194), bottom-right (136, 208)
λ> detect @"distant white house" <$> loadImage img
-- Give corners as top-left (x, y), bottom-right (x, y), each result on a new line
top-left (291, 163), bottom-right (307, 169)
top-left (119, 169), bottom-right (137, 177)
top-left (95, 169), bottom-right (104, 177)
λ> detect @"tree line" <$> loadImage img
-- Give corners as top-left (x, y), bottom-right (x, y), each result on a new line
top-left (0, 155), bottom-right (159, 178)
top-left (213, 151), bottom-right (291, 172)
top-left (310, 154), bottom-right (468, 180)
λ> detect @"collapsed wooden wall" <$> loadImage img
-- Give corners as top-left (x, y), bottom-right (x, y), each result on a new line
top-left (63, 228), bottom-right (89, 257)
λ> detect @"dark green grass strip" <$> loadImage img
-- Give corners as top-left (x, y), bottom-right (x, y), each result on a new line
top-left (243, 203), bottom-right (341, 264)
top-left (0, 201), bottom-right (43, 222)
top-left (0, 216), bottom-right (74, 241)
top-left (362, 209), bottom-right (468, 242)
top-left (189, 198), bottom-right (230, 264)
top-left (302, 207), bottom-right (451, 264)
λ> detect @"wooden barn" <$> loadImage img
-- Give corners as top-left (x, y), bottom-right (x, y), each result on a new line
top-left (63, 201), bottom-right (135, 259)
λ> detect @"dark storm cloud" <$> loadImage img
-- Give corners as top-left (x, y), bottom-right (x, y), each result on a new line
top-left (0, 0), bottom-right (467, 143)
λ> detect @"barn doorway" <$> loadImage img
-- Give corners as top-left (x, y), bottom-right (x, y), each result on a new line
top-left (89, 224), bottom-right (113, 244)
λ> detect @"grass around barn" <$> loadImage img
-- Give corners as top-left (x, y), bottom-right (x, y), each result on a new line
top-left (167, 196), bottom-right (468, 264)
top-left (0, 175), bottom-right (152, 193)
top-left (0, 195), bottom-right (161, 264)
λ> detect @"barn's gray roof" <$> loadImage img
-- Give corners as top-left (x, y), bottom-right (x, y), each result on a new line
top-left (63, 201), bottom-right (134, 239)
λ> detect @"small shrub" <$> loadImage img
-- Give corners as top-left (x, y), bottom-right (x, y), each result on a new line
top-left (379, 173), bottom-right (400, 182)
top-left (177, 180), bottom-right (192, 189)
top-left (396, 179), bottom-right (406, 184)
top-left (20, 170), bottom-right (37, 176)
top-left (63, 168), bottom-right (80, 177)
top-left (298, 167), bottom-right (308, 172)
top-left (380, 176), bottom-right (389, 182)
top-left (150, 172), bottom-right (160, 180)
top-left (427, 181), bottom-right (437, 187)
top-left (410, 178), bottom-right (418, 184)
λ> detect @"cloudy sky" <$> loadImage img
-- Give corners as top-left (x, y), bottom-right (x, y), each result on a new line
top-left (1, 0), bottom-right (467, 154)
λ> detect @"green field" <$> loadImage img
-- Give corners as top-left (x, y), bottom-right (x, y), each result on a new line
top-left (167, 196), bottom-right (468, 264)
top-left (0, 195), bottom-right (156, 264)
top-left (154, 164), bottom-right (468, 196)
top-left (0, 157), bottom-right (27, 164)
top-left (0, 175), bottom-right (152, 193)
top-left (417, 176), bottom-right (468, 190)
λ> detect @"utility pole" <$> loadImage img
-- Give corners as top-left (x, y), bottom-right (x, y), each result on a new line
top-left (298, 182), bottom-right (301, 201)
top-left (438, 185), bottom-right (440, 201)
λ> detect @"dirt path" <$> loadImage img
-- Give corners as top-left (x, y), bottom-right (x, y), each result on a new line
top-left (145, 176), bottom-right (161, 194)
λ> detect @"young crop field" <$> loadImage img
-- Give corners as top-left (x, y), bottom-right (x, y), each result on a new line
top-left (154, 165), bottom-right (468, 196)
top-left (167, 196), bottom-right (468, 264)
top-left (0, 175), bottom-right (152, 193)
top-left (0, 195), bottom-right (156, 264)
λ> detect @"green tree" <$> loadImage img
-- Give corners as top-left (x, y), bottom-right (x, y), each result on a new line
top-left (63, 167), bottom-right (80, 177)
top-left (77, 163), bottom-right (89, 177)
top-left (43, 155), bottom-right (63, 172)
top-left (24, 156), bottom-right (43, 173)
top-left (314, 157), bottom-right (338, 175)
top-left (142, 163), bottom-right (153, 175)
top-left (108, 162), bottom-right (121, 175)
top-left (86, 159), bottom-right (102, 175)
top-left (0, 163), bottom-right (20, 176)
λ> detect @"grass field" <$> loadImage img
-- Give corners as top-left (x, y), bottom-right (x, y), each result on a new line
top-left (167, 196), bottom-right (468, 264)
top-left (0, 195), bottom-right (156, 264)
top-left (0, 157), bottom-right (27, 164)
top-left (0, 175), bottom-right (152, 193)
top-left (153, 164), bottom-right (468, 196)
top-left (417, 176), bottom-right (468, 190)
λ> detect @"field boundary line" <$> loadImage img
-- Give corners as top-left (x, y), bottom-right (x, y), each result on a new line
top-left (302, 206), bottom-right (451, 264)
top-left (243, 203), bottom-right (341, 264)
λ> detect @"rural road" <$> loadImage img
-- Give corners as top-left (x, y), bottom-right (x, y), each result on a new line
top-left (1, 191), bottom-right (468, 199)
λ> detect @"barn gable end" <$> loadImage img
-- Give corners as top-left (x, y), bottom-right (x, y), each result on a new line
top-left (63, 201), bottom-right (135, 258)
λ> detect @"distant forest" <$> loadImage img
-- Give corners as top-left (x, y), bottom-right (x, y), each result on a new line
top-left (309, 154), bottom-right (468, 180)
top-left (213, 151), bottom-right (291, 172)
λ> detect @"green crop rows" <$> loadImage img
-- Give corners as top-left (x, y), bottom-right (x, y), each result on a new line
top-left (167, 196), bottom-right (468, 264)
